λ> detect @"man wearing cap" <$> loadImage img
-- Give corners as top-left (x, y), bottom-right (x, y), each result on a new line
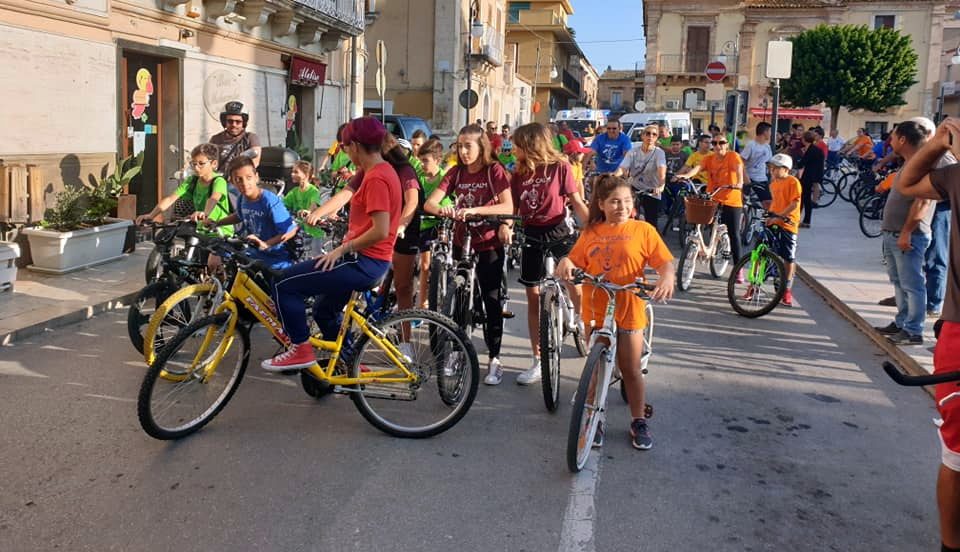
top-left (210, 101), bottom-right (262, 170)
top-left (896, 116), bottom-right (960, 552)
top-left (764, 153), bottom-right (802, 306)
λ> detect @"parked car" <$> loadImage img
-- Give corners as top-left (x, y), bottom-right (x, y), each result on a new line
top-left (383, 115), bottom-right (433, 141)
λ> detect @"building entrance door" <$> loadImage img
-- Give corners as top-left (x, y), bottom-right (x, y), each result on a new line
top-left (121, 53), bottom-right (163, 215)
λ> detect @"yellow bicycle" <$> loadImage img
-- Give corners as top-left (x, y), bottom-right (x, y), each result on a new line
top-left (137, 238), bottom-right (480, 440)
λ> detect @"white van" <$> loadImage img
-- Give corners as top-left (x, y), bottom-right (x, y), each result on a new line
top-left (552, 108), bottom-right (607, 140)
top-left (619, 112), bottom-right (692, 144)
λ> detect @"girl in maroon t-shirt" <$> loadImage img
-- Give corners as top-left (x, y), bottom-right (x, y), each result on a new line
top-left (425, 124), bottom-right (514, 385)
top-left (505, 123), bottom-right (590, 386)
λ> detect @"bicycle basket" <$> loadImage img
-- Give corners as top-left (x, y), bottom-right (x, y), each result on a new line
top-left (684, 197), bottom-right (718, 225)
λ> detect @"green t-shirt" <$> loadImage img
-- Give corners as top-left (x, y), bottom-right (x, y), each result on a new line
top-left (283, 184), bottom-right (324, 237)
top-left (681, 145), bottom-right (694, 156)
top-left (552, 134), bottom-right (569, 152)
top-left (330, 150), bottom-right (354, 173)
top-left (175, 174), bottom-right (234, 236)
top-left (658, 137), bottom-right (673, 149)
top-left (420, 168), bottom-right (453, 231)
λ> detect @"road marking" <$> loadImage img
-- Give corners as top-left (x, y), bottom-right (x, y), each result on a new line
top-left (65, 382), bottom-right (90, 387)
top-left (558, 453), bottom-right (601, 552)
top-left (0, 361), bottom-right (48, 378)
top-left (247, 375), bottom-right (298, 387)
top-left (84, 393), bottom-right (137, 403)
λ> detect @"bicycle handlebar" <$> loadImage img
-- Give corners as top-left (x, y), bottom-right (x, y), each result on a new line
top-left (570, 269), bottom-right (656, 298)
top-left (882, 361), bottom-right (960, 386)
top-left (204, 237), bottom-right (285, 281)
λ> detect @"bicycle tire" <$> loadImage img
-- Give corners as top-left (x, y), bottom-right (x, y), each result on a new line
top-left (145, 246), bottom-right (163, 285)
top-left (567, 343), bottom-right (610, 473)
top-left (813, 179), bottom-right (838, 208)
top-left (442, 276), bottom-right (472, 333)
top-left (127, 279), bottom-right (177, 355)
top-left (677, 240), bottom-right (699, 291)
top-left (137, 312), bottom-right (249, 440)
top-left (726, 248), bottom-right (786, 318)
top-left (348, 309), bottom-right (480, 438)
top-left (142, 282), bottom-right (221, 367)
top-left (859, 196), bottom-right (884, 238)
top-left (710, 232), bottom-right (732, 278)
top-left (571, 319), bottom-right (588, 357)
top-left (837, 172), bottom-right (858, 203)
top-left (539, 286), bottom-right (562, 413)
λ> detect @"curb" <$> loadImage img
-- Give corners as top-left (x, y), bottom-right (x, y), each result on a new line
top-left (796, 265), bottom-right (934, 398)
top-left (1, 291), bottom-right (139, 347)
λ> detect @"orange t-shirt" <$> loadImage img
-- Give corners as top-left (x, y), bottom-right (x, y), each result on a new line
top-left (567, 219), bottom-right (674, 330)
top-left (767, 175), bottom-right (802, 234)
top-left (700, 152), bottom-right (744, 207)
top-left (853, 135), bottom-right (874, 157)
top-left (877, 171), bottom-right (896, 192)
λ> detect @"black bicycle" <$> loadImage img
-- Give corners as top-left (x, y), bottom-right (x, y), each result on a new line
top-left (660, 178), bottom-right (700, 248)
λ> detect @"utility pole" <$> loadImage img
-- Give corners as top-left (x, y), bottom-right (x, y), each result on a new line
top-left (770, 78), bottom-right (780, 156)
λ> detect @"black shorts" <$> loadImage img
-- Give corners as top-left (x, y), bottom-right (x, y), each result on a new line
top-left (417, 226), bottom-right (438, 252)
top-left (772, 227), bottom-right (798, 262)
top-left (519, 223), bottom-right (575, 287)
top-left (394, 221), bottom-right (422, 255)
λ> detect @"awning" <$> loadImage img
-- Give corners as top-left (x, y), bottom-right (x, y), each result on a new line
top-left (749, 107), bottom-right (824, 120)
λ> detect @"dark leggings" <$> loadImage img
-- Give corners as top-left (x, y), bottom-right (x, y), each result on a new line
top-left (455, 245), bottom-right (505, 359)
top-left (800, 180), bottom-right (816, 224)
top-left (717, 205), bottom-right (743, 264)
top-left (634, 193), bottom-right (661, 227)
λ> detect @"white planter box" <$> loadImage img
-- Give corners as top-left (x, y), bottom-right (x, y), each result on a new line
top-left (0, 242), bottom-right (19, 291)
top-left (23, 218), bottom-right (133, 274)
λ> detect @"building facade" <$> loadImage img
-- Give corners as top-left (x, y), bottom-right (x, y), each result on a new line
top-left (0, 0), bottom-right (365, 224)
top-left (597, 67), bottom-right (645, 115)
top-left (643, 0), bottom-right (953, 137)
top-left (362, 0), bottom-right (531, 136)
top-left (506, 0), bottom-right (590, 123)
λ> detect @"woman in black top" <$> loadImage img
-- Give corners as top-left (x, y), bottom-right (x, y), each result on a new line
top-left (797, 130), bottom-right (825, 227)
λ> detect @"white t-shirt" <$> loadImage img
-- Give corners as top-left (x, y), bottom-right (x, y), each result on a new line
top-left (620, 146), bottom-right (666, 197)
top-left (740, 140), bottom-right (772, 183)
top-left (827, 136), bottom-right (846, 152)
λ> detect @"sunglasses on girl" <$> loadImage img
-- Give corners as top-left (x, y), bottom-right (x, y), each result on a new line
top-left (712, 140), bottom-right (728, 146)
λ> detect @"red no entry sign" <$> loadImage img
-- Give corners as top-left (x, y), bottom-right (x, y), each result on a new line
top-left (705, 61), bottom-right (727, 81)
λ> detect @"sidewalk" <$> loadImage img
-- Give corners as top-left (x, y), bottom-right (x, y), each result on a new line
top-left (0, 242), bottom-right (151, 346)
top-left (796, 198), bottom-right (935, 377)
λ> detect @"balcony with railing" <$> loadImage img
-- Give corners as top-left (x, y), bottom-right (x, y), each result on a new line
top-left (508, 8), bottom-right (566, 28)
top-left (291, 0), bottom-right (365, 34)
top-left (469, 23), bottom-right (504, 68)
top-left (655, 54), bottom-right (738, 76)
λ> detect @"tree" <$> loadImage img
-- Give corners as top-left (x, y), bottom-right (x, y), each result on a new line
top-left (780, 24), bottom-right (918, 131)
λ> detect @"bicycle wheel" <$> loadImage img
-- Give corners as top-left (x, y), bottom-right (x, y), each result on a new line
top-left (428, 260), bottom-right (449, 312)
top-left (709, 232), bottom-right (732, 278)
top-left (442, 276), bottom-right (472, 332)
top-left (727, 248), bottom-right (786, 318)
top-left (837, 172), bottom-right (857, 202)
top-left (539, 286), bottom-right (563, 413)
top-left (859, 196), bottom-right (884, 238)
top-left (127, 280), bottom-right (177, 355)
top-left (142, 282), bottom-right (221, 367)
top-left (567, 343), bottom-right (610, 473)
top-left (677, 240), bottom-right (699, 291)
top-left (814, 180), bottom-right (838, 208)
top-left (137, 313), bottom-right (249, 440)
top-left (349, 309), bottom-right (480, 438)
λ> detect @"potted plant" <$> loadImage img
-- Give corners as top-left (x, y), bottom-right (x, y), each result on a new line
top-left (22, 153), bottom-right (142, 274)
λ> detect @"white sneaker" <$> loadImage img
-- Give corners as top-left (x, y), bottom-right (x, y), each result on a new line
top-left (484, 357), bottom-right (503, 385)
top-left (398, 342), bottom-right (414, 364)
top-left (516, 357), bottom-right (542, 385)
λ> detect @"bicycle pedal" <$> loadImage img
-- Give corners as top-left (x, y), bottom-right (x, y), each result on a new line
top-left (644, 404), bottom-right (654, 419)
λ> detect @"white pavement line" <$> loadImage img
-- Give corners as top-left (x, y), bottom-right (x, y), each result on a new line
top-left (65, 382), bottom-right (90, 387)
top-left (0, 361), bottom-right (49, 378)
top-left (247, 375), bottom-right (298, 387)
top-left (558, 453), bottom-right (601, 552)
top-left (84, 393), bottom-right (137, 403)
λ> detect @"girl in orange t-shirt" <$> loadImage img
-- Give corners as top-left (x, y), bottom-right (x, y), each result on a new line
top-left (556, 175), bottom-right (674, 450)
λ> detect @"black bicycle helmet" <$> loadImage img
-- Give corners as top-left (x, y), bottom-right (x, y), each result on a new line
top-left (219, 101), bottom-right (249, 127)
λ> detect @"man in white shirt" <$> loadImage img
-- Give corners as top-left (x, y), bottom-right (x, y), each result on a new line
top-left (827, 128), bottom-right (846, 167)
top-left (740, 122), bottom-right (774, 206)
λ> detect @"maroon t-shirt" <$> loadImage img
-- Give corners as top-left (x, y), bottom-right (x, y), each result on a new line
top-left (930, 164), bottom-right (960, 322)
top-left (511, 161), bottom-right (578, 227)
top-left (438, 163), bottom-right (511, 251)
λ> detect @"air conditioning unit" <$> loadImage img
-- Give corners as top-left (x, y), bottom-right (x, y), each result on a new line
top-left (664, 99), bottom-right (680, 110)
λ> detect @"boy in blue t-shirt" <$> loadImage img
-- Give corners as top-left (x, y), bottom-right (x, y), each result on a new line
top-left (206, 157), bottom-right (299, 269)
top-left (589, 120), bottom-right (633, 174)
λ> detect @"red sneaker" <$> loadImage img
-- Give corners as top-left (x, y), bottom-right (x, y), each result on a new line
top-left (741, 286), bottom-right (756, 301)
top-left (781, 289), bottom-right (794, 307)
top-left (261, 342), bottom-right (316, 372)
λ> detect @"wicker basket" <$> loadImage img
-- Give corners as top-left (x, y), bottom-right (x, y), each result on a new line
top-left (684, 196), bottom-right (719, 225)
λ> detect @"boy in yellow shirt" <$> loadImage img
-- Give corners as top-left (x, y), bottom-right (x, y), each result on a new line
top-left (765, 153), bottom-right (802, 306)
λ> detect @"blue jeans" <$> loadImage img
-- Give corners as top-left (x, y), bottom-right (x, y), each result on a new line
top-left (926, 203), bottom-right (951, 313)
top-left (882, 231), bottom-right (931, 336)
top-left (273, 253), bottom-right (390, 344)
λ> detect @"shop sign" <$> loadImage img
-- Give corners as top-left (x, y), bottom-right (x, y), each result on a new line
top-left (290, 57), bottom-right (327, 87)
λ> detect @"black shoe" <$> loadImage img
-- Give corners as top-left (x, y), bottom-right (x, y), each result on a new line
top-left (800, 222), bottom-right (811, 229)
top-left (878, 296), bottom-right (897, 307)
top-left (874, 322), bottom-right (901, 335)
top-left (592, 420), bottom-right (605, 449)
top-left (501, 309), bottom-right (515, 319)
top-left (886, 330), bottom-right (923, 345)
top-left (630, 419), bottom-right (652, 451)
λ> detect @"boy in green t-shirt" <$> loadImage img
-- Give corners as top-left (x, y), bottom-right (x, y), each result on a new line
top-left (415, 137), bottom-right (454, 309)
top-left (284, 161), bottom-right (325, 255)
top-left (136, 143), bottom-right (234, 236)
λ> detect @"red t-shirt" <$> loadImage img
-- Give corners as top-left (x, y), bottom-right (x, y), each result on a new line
top-left (345, 162), bottom-right (402, 261)
top-left (438, 163), bottom-right (511, 251)
top-left (511, 161), bottom-right (578, 227)
top-left (488, 133), bottom-right (504, 152)
top-left (560, 129), bottom-right (576, 143)
top-left (815, 140), bottom-right (828, 159)
top-left (348, 164), bottom-right (418, 194)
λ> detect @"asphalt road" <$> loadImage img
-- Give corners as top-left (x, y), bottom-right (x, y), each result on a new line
top-left (0, 271), bottom-right (943, 551)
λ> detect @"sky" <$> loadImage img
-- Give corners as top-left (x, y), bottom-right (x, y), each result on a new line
top-left (567, 0), bottom-right (646, 73)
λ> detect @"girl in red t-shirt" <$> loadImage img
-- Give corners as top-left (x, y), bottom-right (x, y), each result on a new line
top-left (263, 117), bottom-right (402, 371)
top-left (505, 123), bottom-right (590, 386)
top-left (425, 124), bottom-right (515, 385)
